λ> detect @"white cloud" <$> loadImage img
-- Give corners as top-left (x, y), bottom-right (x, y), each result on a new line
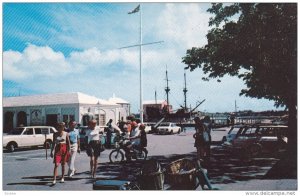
top-left (3, 44), bottom-right (72, 80)
top-left (3, 44), bottom-right (160, 81)
top-left (156, 3), bottom-right (211, 49)
top-left (3, 50), bottom-right (25, 79)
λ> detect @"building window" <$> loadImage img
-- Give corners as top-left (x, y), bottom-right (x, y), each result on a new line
top-left (63, 115), bottom-right (75, 126)
top-left (95, 114), bottom-right (100, 125)
top-left (99, 114), bottom-right (106, 126)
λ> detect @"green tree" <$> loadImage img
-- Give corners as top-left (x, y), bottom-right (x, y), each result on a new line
top-left (183, 3), bottom-right (297, 177)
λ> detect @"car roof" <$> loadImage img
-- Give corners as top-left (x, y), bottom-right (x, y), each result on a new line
top-left (16, 126), bottom-right (55, 128)
top-left (257, 125), bottom-right (288, 128)
top-left (232, 124), bottom-right (248, 127)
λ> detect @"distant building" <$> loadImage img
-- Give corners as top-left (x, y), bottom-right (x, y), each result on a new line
top-left (108, 94), bottom-right (130, 122)
top-left (3, 92), bottom-right (130, 132)
top-left (143, 100), bottom-right (172, 122)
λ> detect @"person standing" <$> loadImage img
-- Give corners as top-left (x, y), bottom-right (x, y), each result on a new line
top-left (193, 117), bottom-right (206, 161)
top-left (139, 124), bottom-right (148, 154)
top-left (85, 120), bottom-right (101, 178)
top-left (67, 120), bottom-right (80, 177)
top-left (106, 119), bottom-right (113, 149)
top-left (50, 122), bottom-right (70, 185)
top-left (203, 116), bottom-right (212, 158)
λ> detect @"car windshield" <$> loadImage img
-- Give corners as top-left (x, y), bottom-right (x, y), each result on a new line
top-left (8, 128), bottom-right (24, 135)
top-left (241, 127), bottom-right (258, 136)
top-left (230, 127), bottom-right (245, 135)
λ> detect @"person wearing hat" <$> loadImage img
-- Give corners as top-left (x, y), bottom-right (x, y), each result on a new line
top-left (50, 122), bottom-right (71, 185)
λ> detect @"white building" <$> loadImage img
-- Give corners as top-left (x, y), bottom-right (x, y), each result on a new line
top-left (108, 94), bottom-right (130, 118)
top-left (3, 92), bottom-right (130, 132)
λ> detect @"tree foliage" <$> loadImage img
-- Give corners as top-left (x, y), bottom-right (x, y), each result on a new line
top-left (182, 3), bottom-right (297, 108)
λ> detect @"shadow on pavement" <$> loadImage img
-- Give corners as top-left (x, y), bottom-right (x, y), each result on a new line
top-left (6, 145), bottom-right (280, 189)
top-left (96, 145), bottom-right (280, 186)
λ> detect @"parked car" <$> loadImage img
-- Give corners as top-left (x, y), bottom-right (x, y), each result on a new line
top-left (157, 123), bottom-right (181, 135)
top-left (224, 125), bottom-right (288, 157)
top-left (3, 126), bottom-right (57, 152)
top-left (222, 124), bottom-right (248, 144)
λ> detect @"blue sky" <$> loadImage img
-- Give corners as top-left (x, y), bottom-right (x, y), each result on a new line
top-left (3, 2), bottom-right (283, 113)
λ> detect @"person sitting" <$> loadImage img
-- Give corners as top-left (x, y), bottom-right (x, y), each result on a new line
top-left (124, 121), bottom-right (140, 160)
top-left (128, 121), bottom-right (141, 149)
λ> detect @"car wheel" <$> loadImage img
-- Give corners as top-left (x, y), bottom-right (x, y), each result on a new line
top-left (178, 129), bottom-right (181, 134)
top-left (136, 149), bottom-right (148, 160)
top-left (170, 130), bottom-right (173, 134)
top-left (7, 142), bottom-right (16, 152)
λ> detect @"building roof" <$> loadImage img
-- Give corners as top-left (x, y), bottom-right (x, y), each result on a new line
top-left (143, 100), bottom-right (167, 105)
top-left (108, 94), bottom-right (129, 104)
top-left (3, 92), bottom-right (118, 107)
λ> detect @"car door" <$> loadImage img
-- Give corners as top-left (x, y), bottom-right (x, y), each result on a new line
top-left (169, 123), bottom-right (173, 133)
top-left (21, 128), bottom-right (35, 147)
top-left (233, 127), bottom-right (256, 148)
top-left (34, 127), bottom-right (48, 146)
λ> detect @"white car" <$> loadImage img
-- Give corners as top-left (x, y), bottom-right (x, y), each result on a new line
top-left (3, 126), bottom-right (57, 152)
top-left (157, 123), bottom-right (181, 135)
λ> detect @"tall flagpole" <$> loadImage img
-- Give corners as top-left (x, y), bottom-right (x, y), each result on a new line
top-left (140, 5), bottom-right (143, 123)
top-left (123, 4), bottom-right (163, 123)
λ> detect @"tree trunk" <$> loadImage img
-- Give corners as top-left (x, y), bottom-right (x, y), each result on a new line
top-left (264, 99), bottom-right (297, 179)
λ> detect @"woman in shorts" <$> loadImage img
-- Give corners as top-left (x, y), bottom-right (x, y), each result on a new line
top-left (85, 120), bottom-right (101, 178)
top-left (50, 122), bottom-right (70, 185)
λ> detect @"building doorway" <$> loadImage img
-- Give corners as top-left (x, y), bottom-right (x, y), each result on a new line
top-left (4, 111), bottom-right (14, 133)
top-left (17, 111), bottom-right (27, 127)
top-left (46, 114), bottom-right (58, 127)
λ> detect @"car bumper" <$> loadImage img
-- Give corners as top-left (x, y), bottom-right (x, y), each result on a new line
top-left (158, 129), bottom-right (169, 134)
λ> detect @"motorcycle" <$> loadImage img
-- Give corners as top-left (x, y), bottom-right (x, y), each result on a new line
top-left (109, 135), bottom-right (148, 163)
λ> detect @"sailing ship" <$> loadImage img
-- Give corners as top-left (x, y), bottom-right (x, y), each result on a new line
top-left (145, 67), bottom-right (205, 123)
top-left (163, 69), bottom-right (205, 122)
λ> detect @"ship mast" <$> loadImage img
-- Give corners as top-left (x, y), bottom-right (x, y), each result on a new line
top-left (183, 71), bottom-right (188, 111)
top-left (155, 88), bottom-right (157, 104)
top-left (165, 65), bottom-right (170, 108)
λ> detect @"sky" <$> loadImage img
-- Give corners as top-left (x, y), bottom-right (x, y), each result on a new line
top-left (2, 2), bottom-right (284, 113)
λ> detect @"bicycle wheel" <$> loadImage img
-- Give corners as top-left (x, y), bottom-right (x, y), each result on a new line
top-left (136, 149), bottom-right (148, 160)
top-left (109, 149), bottom-right (124, 163)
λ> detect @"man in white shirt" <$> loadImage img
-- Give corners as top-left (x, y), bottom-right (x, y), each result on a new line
top-left (124, 121), bottom-right (140, 161)
top-left (129, 121), bottom-right (141, 148)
